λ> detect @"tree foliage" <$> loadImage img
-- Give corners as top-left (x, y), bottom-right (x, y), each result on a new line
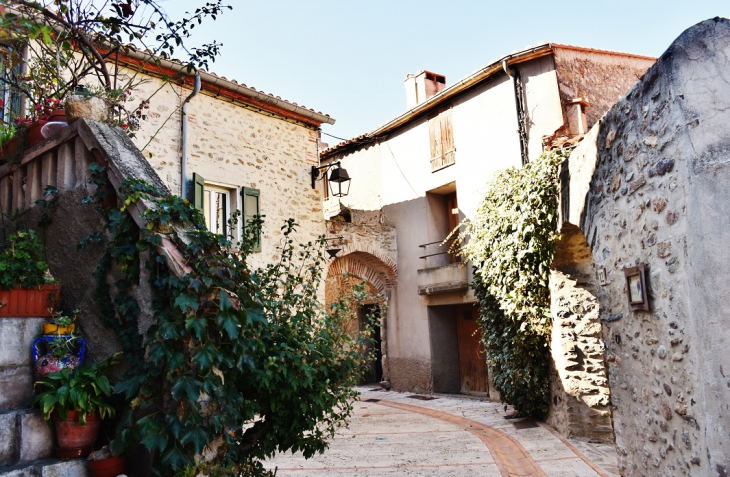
top-left (82, 166), bottom-right (379, 475)
top-left (0, 0), bottom-right (230, 130)
top-left (456, 150), bottom-right (567, 417)
top-left (0, 228), bottom-right (50, 288)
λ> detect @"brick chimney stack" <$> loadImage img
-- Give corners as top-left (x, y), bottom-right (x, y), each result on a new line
top-left (404, 71), bottom-right (446, 109)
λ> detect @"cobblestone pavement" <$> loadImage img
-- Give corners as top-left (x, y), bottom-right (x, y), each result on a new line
top-left (264, 387), bottom-right (620, 476)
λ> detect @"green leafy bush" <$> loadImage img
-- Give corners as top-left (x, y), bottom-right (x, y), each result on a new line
top-left (0, 123), bottom-right (15, 152)
top-left (34, 355), bottom-right (118, 425)
top-left (83, 168), bottom-right (379, 475)
top-left (457, 150), bottom-right (567, 418)
top-left (0, 229), bottom-right (51, 289)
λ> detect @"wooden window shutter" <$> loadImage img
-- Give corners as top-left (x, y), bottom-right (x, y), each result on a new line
top-left (242, 187), bottom-right (261, 252)
top-left (428, 114), bottom-right (443, 161)
top-left (193, 173), bottom-right (205, 213)
top-left (430, 107), bottom-right (455, 171)
top-left (441, 107), bottom-right (455, 158)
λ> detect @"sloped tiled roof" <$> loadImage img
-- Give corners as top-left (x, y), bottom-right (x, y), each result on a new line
top-left (117, 43), bottom-right (335, 126)
top-left (321, 42), bottom-right (655, 157)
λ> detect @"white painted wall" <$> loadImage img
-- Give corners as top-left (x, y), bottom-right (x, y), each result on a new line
top-left (327, 56), bottom-right (566, 389)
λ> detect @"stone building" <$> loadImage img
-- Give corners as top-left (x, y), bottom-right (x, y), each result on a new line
top-left (0, 47), bottom-right (335, 471)
top-left (557, 17), bottom-right (730, 476)
top-left (116, 51), bottom-right (335, 269)
top-left (319, 42), bottom-right (655, 442)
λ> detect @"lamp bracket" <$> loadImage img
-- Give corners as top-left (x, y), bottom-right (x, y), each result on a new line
top-left (311, 161), bottom-right (341, 189)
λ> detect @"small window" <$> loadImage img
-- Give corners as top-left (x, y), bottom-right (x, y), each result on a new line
top-left (192, 173), bottom-right (233, 236)
top-left (428, 107), bottom-right (455, 172)
top-left (242, 187), bottom-right (261, 252)
top-left (0, 43), bottom-right (24, 123)
top-left (203, 186), bottom-right (229, 235)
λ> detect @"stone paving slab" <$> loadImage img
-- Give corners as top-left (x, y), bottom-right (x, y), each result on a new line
top-left (264, 387), bottom-right (619, 477)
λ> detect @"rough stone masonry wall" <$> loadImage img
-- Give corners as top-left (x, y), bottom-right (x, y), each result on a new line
top-left (568, 18), bottom-right (730, 477)
top-left (129, 73), bottom-right (324, 272)
top-left (547, 224), bottom-right (613, 444)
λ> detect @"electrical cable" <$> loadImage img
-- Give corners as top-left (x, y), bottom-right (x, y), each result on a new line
top-left (321, 131), bottom-right (350, 142)
top-left (384, 138), bottom-right (419, 198)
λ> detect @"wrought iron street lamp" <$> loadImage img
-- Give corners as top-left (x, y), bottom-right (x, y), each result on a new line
top-left (311, 162), bottom-right (352, 198)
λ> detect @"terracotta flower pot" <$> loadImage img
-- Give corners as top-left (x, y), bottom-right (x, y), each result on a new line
top-left (0, 285), bottom-right (61, 317)
top-left (87, 456), bottom-right (127, 477)
top-left (26, 119), bottom-right (48, 148)
top-left (53, 410), bottom-right (101, 453)
top-left (0, 136), bottom-right (19, 162)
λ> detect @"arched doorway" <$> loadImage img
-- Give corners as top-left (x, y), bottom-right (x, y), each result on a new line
top-left (325, 251), bottom-right (397, 384)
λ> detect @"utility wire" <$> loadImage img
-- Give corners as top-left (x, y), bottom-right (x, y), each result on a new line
top-left (321, 131), bottom-right (352, 142)
top-left (384, 139), bottom-right (419, 198)
top-left (321, 131), bottom-right (417, 197)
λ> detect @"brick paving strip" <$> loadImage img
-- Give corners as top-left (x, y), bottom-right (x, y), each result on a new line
top-left (537, 422), bottom-right (610, 477)
top-left (372, 399), bottom-right (547, 477)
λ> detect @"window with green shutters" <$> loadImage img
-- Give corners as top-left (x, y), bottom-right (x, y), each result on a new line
top-left (242, 187), bottom-right (261, 252)
top-left (192, 174), bottom-right (261, 252)
top-left (193, 173), bottom-right (229, 236)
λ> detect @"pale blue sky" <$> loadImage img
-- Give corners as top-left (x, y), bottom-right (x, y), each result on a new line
top-left (162, 1), bottom-right (728, 143)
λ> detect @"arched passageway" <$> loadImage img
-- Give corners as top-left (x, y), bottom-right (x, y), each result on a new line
top-left (325, 250), bottom-right (397, 384)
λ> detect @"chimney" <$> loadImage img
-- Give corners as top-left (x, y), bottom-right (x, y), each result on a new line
top-left (564, 98), bottom-right (590, 135)
top-left (404, 70), bottom-right (446, 109)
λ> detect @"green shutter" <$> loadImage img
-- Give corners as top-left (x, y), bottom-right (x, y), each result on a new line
top-left (242, 187), bottom-right (261, 252)
top-left (193, 173), bottom-right (205, 212)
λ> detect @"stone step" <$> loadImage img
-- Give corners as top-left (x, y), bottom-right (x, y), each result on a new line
top-left (0, 410), bottom-right (53, 467)
top-left (0, 318), bottom-right (46, 367)
top-left (0, 459), bottom-right (88, 477)
top-left (0, 366), bottom-right (35, 411)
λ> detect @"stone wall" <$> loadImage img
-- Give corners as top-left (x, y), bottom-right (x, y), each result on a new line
top-left (552, 46), bottom-right (655, 130)
top-left (129, 73), bottom-right (325, 272)
top-left (547, 224), bottom-right (613, 443)
top-left (561, 18), bottom-right (730, 476)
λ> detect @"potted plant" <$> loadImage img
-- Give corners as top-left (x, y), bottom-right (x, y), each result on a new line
top-left (0, 229), bottom-right (61, 317)
top-left (86, 446), bottom-right (127, 477)
top-left (43, 309), bottom-right (80, 335)
top-left (0, 121), bottom-right (17, 163)
top-left (33, 332), bottom-right (86, 380)
top-left (34, 356), bottom-right (118, 458)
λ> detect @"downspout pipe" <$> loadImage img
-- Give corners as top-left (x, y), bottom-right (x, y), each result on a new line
top-left (502, 60), bottom-right (514, 79)
top-left (181, 73), bottom-right (201, 199)
top-left (503, 60), bottom-right (529, 165)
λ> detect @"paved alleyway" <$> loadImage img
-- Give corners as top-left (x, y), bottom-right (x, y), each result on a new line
top-left (265, 387), bottom-right (619, 476)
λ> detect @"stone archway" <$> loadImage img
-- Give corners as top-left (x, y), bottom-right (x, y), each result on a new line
top-left (325, 250), bottom-right (397, 384)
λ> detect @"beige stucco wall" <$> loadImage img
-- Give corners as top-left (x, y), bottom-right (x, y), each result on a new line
top-left (128, 74), bottom-right (325, 271)
top-left (563, 18), bottom-right (730, 476)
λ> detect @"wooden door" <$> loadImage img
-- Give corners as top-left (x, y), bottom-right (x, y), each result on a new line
top-left (456, 306), bottom-right (488, 394)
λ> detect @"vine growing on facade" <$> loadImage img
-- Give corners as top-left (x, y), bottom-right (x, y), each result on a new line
top-left (456, 149), bottom-right (567, 417)
top-left (81, 165), bottom-right (380, 476)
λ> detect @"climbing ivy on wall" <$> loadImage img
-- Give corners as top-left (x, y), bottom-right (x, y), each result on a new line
top-left (456, 150), bottom-right (567, 418)
top-left (81, 165), bottom-right (378, 476)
